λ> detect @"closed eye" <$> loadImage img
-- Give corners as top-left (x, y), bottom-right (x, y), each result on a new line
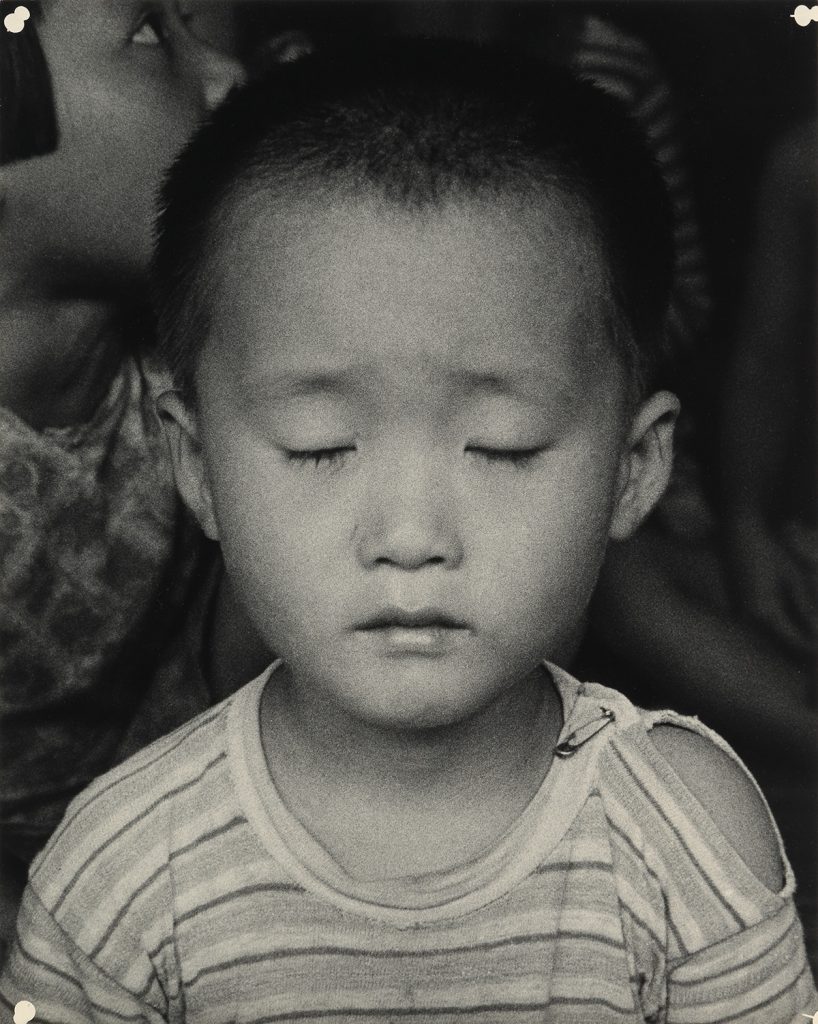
top-left (466, 445), bottom-right (546, 468)
top-left (285, 446), bottom-right (356, 468)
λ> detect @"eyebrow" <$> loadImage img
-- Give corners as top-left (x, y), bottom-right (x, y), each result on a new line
top-left (444, 367), bottom-right (573, 409)
top-left (245, 364), bottom-right (568, 407)
top-left (246, 370), bottom-right (363, 401)
top-left (444, 370), bottom-right (522, 396)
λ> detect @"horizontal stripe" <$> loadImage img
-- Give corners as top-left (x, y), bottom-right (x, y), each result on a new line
top-left (15, 936), bottom-right (86, 996)
top-left (620, 900), bottom-right (664, 950)
top-left (84, 811), bottom-right (266, 962)
top-left (245, 994), bottom-right (635, 1023)
top-left (52, 750), bottom-right (227, 917)
top-left (607, 812), bottom-right (707, 954)
top-left (675, 962), bottom-right (809, 1024)
top-left (7, 674), bottom-right (812, 1023)
top-left (605, 803), bottom-right (693, 953)
top-left (177, 879), bottom-right (306, 929)
top-left (534, 858), bottom-right (612, 874)
top-left (12, 946), bottom-right (149, 1024)
top-left (3, 996), bottom-right (87, 1024)
top-left (185, 929), bottom-right (626, 988)
top-left (609, 744), bottom-right (746, 930)
top-left (669, 906), bottom-right (794, 988)
top-left (169, 813), bottom-right (249, 867)
top-left (90, 861), bottom-right (167, 961)
top-left (46, 705), bottom-right (224, 851)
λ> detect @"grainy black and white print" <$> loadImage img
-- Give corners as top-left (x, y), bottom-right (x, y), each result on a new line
top-left (0, 2), bottom-right (815, 1022)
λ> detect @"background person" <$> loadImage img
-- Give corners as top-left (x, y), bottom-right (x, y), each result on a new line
top-left (0, 0), bottom-right (275, 957)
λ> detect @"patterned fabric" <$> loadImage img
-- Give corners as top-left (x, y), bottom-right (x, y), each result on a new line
top-left (1, 665), bottom-right (814, 1023)
top-left (0, 343), bottom-right (213, 862)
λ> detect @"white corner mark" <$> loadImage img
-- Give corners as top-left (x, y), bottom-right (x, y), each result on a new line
top-left (3, 5), bottom-right (30, 32)
top-left (13, 1001), bottom-right (36, 1024)
top-left (791, 5), bottom-right (818, 25)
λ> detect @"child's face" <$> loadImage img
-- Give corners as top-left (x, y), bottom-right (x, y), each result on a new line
top-left (171, 193), bottom-right (675, 731)
top-left (29, 0), bottom-right (243, 282)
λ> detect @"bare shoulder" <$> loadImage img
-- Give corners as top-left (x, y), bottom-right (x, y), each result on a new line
top-left (649, 724), bottom-right (784, 892)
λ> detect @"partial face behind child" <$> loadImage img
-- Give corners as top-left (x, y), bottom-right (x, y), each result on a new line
top-left (16, 0), bottom-right (242, 285)
top-left (162, 187), bottom-right (678, 734)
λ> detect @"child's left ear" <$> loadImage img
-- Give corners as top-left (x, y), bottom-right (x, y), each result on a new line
top-left (609, 390), bottom-right (680, 541)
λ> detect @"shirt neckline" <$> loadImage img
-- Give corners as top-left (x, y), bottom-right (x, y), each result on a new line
top-left (228, 660), bottom-right (620, 927)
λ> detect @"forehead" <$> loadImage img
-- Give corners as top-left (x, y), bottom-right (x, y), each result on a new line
top-left (203, 189), bottom-right (619, 395)
top-left (41, 0), bottom-right (142, 31)
top-left (36, 0), bottom-right (148, 69)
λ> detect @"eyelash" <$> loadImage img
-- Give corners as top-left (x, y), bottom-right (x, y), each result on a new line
top-left (467, 446), bottom-right (544, 468)
top-left (286, 447), bottom-right (355, 468)
top-left (285, 446), bottom-right (544, 469)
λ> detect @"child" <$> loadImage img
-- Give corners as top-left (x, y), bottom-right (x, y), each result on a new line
top-left (2, 42), bottom-right (815, 1022)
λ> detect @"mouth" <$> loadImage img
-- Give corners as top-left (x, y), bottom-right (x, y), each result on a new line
top-left (357, 608), bottom-right (468, 631)
top-left (355, 608), bottom-right (471, 656)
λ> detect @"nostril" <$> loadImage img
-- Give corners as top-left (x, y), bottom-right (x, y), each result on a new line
top-left (201, 54), bottom-right (245, 111)
top-left (354, 494), bottom-right (464, 571)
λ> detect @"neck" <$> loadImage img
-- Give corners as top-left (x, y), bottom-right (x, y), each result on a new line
top-left (268, 663), bottom-right (555, 782)
top-left (0, 249), bottom-right (132, 427)
top-left (0, 295), bottom-right (125, 427)
top-left (0, 194), bottom-right (141, 427)
top-left (259, 664), bottom-right (564, 878)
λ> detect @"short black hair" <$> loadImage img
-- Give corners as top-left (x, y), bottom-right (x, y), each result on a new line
top-left (152, 39), bottom-right (673, 403)
top-left (0, 1), bottom-right (58, 164)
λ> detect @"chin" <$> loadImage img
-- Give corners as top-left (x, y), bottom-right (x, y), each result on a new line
top-left (348, 681), bottom-right (492, 735)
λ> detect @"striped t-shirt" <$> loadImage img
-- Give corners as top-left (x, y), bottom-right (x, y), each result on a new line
top-left (1, 664), bottom-right (815, 1023)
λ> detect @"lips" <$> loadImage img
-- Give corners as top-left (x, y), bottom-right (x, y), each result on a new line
top-left (357, 608), bottom-right (468, 631)
top-left (355, 608), bottom-right (470, 656)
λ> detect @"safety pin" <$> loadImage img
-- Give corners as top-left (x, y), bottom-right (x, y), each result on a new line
top-left (554, 707), bottom-right (616, 758)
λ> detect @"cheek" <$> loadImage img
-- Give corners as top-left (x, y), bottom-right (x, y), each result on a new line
top-left (472, 455), bottom-right (619, 604)
top-left (205, 453), bottom-right (351, 627)
top-left (217, 512), bottom-right (331, 654)
top-left (73, 66), bottom-right (197, 183)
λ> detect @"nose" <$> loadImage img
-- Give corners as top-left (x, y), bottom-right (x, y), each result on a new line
top-left (194, 44), bottom-right (245, 112)
top-left (170, 7), bottom-right (246, 113)
top-left (355, 455), bottom-right (464, 572)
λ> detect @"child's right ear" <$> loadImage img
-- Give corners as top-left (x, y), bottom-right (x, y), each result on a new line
top-left (155, 391), bottom-right (220, 541)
